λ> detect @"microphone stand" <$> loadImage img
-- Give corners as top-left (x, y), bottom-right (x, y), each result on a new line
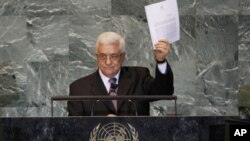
top-left (128, 100), bottom-right (138, 116)
top-left (91, 100), bottom-right (99, 116)
top-left (90, 99), bottom-right (138, 116)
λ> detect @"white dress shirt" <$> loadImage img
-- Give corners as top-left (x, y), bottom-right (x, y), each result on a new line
top-left (99, 70), bottom-right (120, 93)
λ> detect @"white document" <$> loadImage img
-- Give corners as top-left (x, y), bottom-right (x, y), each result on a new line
top-left (145, 0), bottom-right (180, 48)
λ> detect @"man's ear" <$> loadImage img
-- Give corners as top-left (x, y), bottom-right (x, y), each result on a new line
top-left (122, 52), bottom-right (127, 61)
top-left (120, 52), bottom-right (126, 64)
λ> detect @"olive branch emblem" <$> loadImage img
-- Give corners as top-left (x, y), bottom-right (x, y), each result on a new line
top-left (128, 123), bottom-right (139, 141)
top-left (89, 122), bottom-right (139, 141)
top-left (89, 123), bottom-right (100, 141)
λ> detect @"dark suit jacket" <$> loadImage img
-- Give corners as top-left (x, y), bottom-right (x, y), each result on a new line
top-left (67, 63), bottom-right (174, 116)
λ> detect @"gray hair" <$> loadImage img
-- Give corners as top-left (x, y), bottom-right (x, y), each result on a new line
top-left (96, 32), bottom-right (125, 53)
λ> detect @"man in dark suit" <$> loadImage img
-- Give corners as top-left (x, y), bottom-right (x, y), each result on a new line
top-left (68, 32), bottom-right (174, 116)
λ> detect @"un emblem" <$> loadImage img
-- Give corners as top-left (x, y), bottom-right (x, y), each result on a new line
top-left (89, 122), bottom-right (139, 141)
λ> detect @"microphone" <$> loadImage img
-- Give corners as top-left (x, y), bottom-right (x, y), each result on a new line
top-left (91, 100), bottom-right (100, 116)
top-left (128, 100), bottom-right (138, 116)
top-left (90, 99), bottom-right (138, 116)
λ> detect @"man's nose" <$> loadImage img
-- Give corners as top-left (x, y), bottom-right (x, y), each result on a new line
top-left (105, 56), bottom-right (112, 64)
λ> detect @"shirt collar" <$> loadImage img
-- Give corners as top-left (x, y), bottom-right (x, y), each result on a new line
top-left (99, 69), bottom-right (120, 84)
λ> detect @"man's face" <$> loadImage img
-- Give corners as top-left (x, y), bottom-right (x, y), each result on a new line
top-left (96, 43), bottom-right (125, 78)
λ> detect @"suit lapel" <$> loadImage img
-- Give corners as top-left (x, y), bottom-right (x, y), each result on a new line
top-left (91, 68), bottom-right (133, 114)
top-left (117, 68), bottom-right (133, 111)
top-left (90, 71), bottom-right (116, 113)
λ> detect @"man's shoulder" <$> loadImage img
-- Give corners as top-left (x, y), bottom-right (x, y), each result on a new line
top-left (122, 66), bottom-right (149, 73)
top-left (70, 72), bottom-right (97, 87)
top-left (122, 66), bottom-right (148, 70)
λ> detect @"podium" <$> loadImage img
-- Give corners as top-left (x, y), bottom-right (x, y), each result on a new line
top-left (0, 116), bottom-right (234, 141)
top-left (51, 95), bottom-right (178, 116)
top-left (0, 95), bottom-right (246, 141)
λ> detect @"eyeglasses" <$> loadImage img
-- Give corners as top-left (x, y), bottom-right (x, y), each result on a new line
top-left (96, 53), bottom-right (124, 62)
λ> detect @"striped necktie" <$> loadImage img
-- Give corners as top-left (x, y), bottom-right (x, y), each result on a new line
top-left (108, 78), bottom-right (118, 111)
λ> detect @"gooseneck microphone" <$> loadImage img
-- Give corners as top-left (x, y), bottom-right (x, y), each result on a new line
top-left (91, 100), bottom-right (100, 116)
top-left (128, 100), bottom-right (138, 116)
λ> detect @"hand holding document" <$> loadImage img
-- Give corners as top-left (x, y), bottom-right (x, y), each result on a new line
top-left (145, 0), bottom-right (180, 48)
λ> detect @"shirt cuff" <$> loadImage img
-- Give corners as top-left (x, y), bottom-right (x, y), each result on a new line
top-left (157, 62), bottom-right (167, 74)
